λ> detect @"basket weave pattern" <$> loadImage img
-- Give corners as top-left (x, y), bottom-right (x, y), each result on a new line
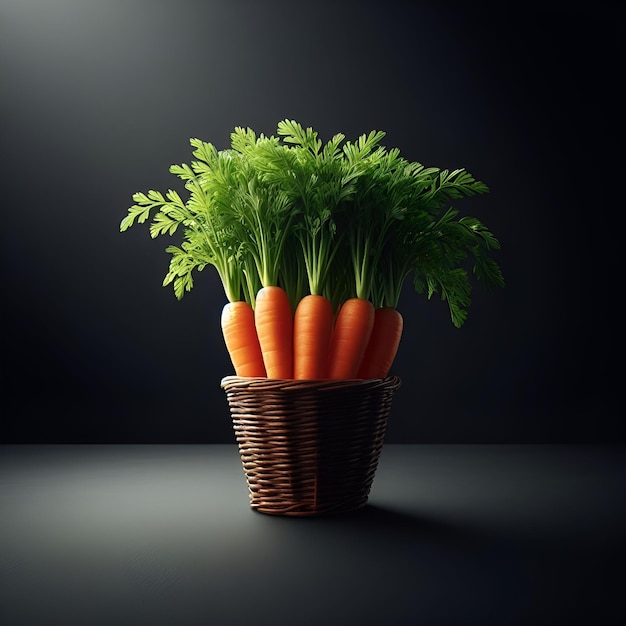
top-left (221, 376), bottom-right (402, 516)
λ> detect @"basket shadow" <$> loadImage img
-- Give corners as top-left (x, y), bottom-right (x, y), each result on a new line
top-left (322, 503), bottom-right (488, 550)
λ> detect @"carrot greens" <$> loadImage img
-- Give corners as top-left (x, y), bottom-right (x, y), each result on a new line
top-left (273, 121), bottom-right (353, 299)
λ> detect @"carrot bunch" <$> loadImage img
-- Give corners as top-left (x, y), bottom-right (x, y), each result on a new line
top-left (121, 120), bottom-right (504, 380)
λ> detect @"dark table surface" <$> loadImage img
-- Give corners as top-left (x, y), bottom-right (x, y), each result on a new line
top-left (1, 444), bottom-right (625, 625)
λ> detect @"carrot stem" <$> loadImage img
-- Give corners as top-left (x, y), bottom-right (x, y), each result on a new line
top-left (254, 285), bottom-right (294, 379)
top-left (357, 307), bottom-right (403, 379)
top-left (327, 297), bottom-right (375, 380)
top-left (294, 294), bottom-right (334, 379)
top-left (221, 301), bottom-right (266, 377)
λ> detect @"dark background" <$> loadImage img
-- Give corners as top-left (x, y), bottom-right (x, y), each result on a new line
top-left (1, 0), bottom-right (623, 443)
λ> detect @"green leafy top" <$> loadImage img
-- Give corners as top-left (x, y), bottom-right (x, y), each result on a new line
top-left (120, 120), bottom-right (504, 325)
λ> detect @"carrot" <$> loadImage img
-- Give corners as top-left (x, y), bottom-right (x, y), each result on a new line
top-left (254, 285), bottom-right (294, 379)
top-left (357, 306), bottom-right (403, 379)
top-left (327, 297), bottom-right (375, 379)
top-left (294, 294), bottom-right (334, 379)
top-left (221, 301), bottom-right (266, 377)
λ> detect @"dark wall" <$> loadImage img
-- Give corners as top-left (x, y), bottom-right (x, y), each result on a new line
top-left (2, 0), bottom-right (623, 443)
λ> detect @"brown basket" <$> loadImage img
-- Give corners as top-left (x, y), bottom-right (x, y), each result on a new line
top-left (220, 376), bottom-right (402, 516)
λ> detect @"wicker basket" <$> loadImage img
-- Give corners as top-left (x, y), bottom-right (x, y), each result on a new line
top-left (221, 376), bottom-right (402, 516)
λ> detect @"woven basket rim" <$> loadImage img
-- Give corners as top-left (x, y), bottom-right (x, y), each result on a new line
top-left (220, 376), bottom-right (402, 392)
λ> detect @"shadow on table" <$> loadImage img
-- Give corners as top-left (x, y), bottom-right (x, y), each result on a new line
top-left (358, 503), bottom-right (485, 544)
top-left (268, 502), bottom-right (489, 552)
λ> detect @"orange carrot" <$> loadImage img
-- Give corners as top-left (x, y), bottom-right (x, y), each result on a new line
top-left (221, 301), bottom-right (267, 377)
top-left (294, 294), bottom-right (334, 379)
top-left (357, 307), bottom-right (403, 379)
top-left (254, 286), bottom-right (293, 379)
top-left (327, 297), bottom-right (375, 379)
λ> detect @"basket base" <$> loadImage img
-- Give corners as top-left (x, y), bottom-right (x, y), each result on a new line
top-left (251, 496), bottom-right (369, 517)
